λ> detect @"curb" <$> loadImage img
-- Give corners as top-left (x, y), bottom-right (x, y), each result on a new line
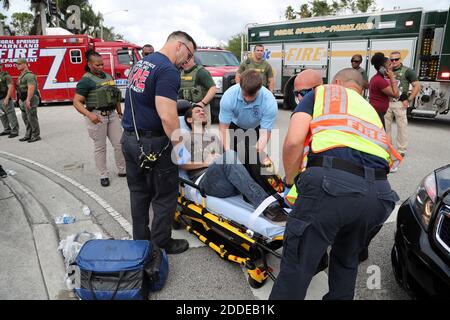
top-left (4, 176), bottom-right (70, 300)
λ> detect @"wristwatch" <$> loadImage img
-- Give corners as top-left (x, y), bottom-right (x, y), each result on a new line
top-left (283, 177), bottom-right (293, 188)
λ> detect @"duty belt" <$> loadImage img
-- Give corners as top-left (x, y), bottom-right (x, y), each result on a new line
top-left (124, 129), bottom-right (165, 138)
top-left (307, 156), bottom-right (388, 180)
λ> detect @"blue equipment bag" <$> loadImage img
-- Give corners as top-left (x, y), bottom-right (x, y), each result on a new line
top-left (74, 239), bottom-right (168, 300)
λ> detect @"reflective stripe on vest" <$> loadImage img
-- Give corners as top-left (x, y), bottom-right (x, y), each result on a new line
top-left (289, 85), bottom-right (402, 207)
top-left (309, 85), bottom-right (402, 169)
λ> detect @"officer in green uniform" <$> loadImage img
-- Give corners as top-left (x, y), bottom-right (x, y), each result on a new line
top-left (385, 51), bottom-right (421, 158)
top-left (0, 64), bottom-right (19, 138)
top-left (16, 58), bottom-right (40, 143)
top-left (179, 56), bottom-right (216, 125)
top-left (73, 50), bottom-right (126, 187)
top-left (236, 44), bottom-right (275, 92)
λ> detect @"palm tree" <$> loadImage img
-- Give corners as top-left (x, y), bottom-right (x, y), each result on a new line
top-left (0, 0), bottom-right (10, 35)
top-left (29, 0), bottom-right (49, 35)
top-left (2, 0), bottom-right (10, 10)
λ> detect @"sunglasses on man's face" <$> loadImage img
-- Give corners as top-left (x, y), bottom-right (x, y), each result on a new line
top-left (179, 41), bottom-right (193, 62)
top-left (390, 58), bottom-right (400, 62)
top-left (293, 88), bottom-right (314, 98)
top-left (351, 60), bottom-right (361, 63)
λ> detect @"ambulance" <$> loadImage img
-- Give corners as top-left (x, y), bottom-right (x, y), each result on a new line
top-left (0, 32), bottom-right (142, 104)
top-left (245, 7), bottom-right (450, 118)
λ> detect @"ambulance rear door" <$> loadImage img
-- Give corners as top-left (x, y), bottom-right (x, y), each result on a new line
top-left (255, 44), bottom-right (283, 93)
top-left (367, 38), bottom-right (417, 80)
top-left (329, 40), bottom-right (369, 83)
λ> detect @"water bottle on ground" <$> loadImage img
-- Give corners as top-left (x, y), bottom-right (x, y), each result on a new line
top-left (55, 214), bottom-right (76, 225)
top-left (82, 205), bottom-right (91, 216)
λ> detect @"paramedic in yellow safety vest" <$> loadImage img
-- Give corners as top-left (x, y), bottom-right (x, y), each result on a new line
top-left (236, 44), bottom-right (275, 93)
top-left (179, 56), bottom-right (217, 126)
top-left (270, 68), bottom-right (401, 300)
top-left (73, 50), bottom-right (126, 188)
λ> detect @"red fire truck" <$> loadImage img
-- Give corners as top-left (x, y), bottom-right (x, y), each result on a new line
top-left (0, 34), bottom-right (142, 103)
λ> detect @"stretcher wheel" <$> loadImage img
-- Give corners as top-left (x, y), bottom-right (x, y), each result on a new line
top-left (248, 274), bottom-right (267, 289)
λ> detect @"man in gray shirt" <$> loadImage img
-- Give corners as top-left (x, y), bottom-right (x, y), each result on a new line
top-left (181, 105), bottom-right (286, 222)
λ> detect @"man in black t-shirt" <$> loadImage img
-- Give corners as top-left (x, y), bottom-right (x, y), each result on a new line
top-left (122, 31), bottom-right (197, 254)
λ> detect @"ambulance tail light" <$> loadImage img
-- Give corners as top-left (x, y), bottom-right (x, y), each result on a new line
top-left (64, 38), bottom-right (84, 44)
top-left (405, 21), bottom-right (414, 27)
top-left (441, 72), bottom-right (450, 79)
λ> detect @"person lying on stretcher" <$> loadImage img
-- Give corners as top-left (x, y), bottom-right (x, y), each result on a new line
top-left (180, 105), bottom-right (287, 222)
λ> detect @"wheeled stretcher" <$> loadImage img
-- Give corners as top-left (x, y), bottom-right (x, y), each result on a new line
top-left (175, 169), bottom-right (287, 288)
top-left (174, 112), bottom-right (287, 287)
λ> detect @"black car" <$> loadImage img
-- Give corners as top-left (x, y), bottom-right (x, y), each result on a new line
top-left (392, 164), bottom-right (450, 299)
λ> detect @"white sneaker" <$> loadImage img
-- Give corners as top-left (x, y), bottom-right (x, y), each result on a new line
top-left (390, 164), bottom-right (399, 173)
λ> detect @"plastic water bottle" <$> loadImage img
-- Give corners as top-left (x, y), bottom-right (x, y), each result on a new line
top-left (55, 214), bottom-right (76, 225)
top-left (82, 205), bottom-right (91, 216)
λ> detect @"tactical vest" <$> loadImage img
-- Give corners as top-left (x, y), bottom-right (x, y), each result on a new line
top-left (179, 65), bottom-right (207, 103)
top-left (245, 59), bottom-right (270, 88)
top-left (0, 72), bottom-right (10, 99)
top-left (84, 72), bottom-right (121, 111)
top-left (285, 85), bottom-right (402, 206)
top-left (17, 70), bottom-right (38, 101)
top-left (394, 65), bottom-right (412, 96)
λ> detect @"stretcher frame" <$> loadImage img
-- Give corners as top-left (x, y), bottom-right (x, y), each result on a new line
top-left (175, 177), bottom-right (284, 288)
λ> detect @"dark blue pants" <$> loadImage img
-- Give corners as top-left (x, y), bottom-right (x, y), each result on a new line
top-left (199, 150), bottom-right (268, 208)
top-left (270, 157), bottom-right (399, 300)
top-left (121, 131), bottom-right (178, 248)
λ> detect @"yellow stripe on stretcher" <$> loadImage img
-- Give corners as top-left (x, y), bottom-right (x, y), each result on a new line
top-left (185, 224), bottom-right (250, 267)
top-left (179, 195), bottom-right (260, 244)
top-left (185, 201), bottom-right (258, 244)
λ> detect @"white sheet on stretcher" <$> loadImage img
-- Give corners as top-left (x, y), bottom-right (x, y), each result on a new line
top-left (179, 170), bottom-right (286, 239)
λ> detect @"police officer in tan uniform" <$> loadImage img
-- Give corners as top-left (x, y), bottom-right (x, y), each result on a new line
top-left (0, 64), bottom-right (19, 138)
top-left (236, 44), bottom-right (275, 92)
top-left (73, 50), bottom-right (126, 187)
top-left (16, 58), bottom-right (41, 143)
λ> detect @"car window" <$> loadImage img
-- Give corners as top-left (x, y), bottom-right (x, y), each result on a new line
top-left (194, 51), bottom-right (240, 67)
top-left (117, 50), bottom-right (132, 66)
top-left (436, 165), bottom-right (450, 197)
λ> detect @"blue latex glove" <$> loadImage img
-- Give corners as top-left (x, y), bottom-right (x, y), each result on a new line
top-left (174, 143), bottom-right (191, 165)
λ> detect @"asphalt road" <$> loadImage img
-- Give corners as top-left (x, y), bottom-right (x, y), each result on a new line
top-left (1, 104), bottom-right (449, 300)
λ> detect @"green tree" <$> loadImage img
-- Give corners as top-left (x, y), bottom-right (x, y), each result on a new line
top-left (29, 0), bottom-right (49, 35)
top-left (1, 0), bottom-right (10, 10)
top-left (310, 1), bottom-right (334, 16)
top-left (299, 4), bottom-right (312, 18)
top-left (0, 2), bottom-right (9, 35)
top-left (225, 33), bottom-right (245, 61)
top-left (11, 12), bottom-right (34, 35)
top-left (356, 0), bottom-right (375, 12)
top-left (285, 5), bottom-right (297, 20)
top-left (286, 0), bottom-right (376, 20)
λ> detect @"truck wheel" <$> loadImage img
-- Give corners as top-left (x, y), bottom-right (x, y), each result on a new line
top-left (282, 77), bottom-right (296, 110)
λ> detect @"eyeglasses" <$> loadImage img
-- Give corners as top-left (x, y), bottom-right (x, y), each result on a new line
top-left (351, 60), bottom-right (361, 63)
top-left (390, 58), bottom-right (400, 62)
top-left (293, 88), bottom-right (314, 98)
top-left (179, 41), bottom-right (193, 62)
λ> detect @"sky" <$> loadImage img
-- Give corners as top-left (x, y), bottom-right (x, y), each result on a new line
top-left (3, 0), bottom-right (450, 48)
